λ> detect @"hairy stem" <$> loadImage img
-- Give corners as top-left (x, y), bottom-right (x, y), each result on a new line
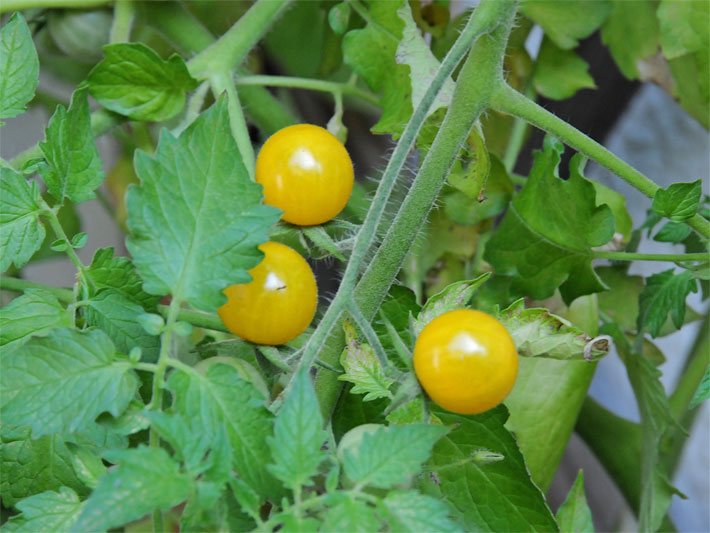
top-left (235, 75), bottom-right (379, 106)
top-left (594, 251), bottom-right (708, 262)
top-left (490, 83), bottom-right (710, 239)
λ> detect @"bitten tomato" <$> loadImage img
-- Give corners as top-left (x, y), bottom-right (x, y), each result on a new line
top-left (218, 242), bottom-right (317, 345)
top-left (255, 124), bottom-right (354, 226)
top-left (413, 309), bottom-right (518, 415)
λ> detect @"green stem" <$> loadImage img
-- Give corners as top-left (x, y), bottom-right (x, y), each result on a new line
top-left (187, 0), bottom-right (292, 80)
top-left (594, 251), bottom-right (708, 262)
top-left (0, 0), bottom-right (109, 13)
top-left (235, 75), bottom-right (379, 106)
top-left (0, 276), bottom-right (73, 300)
top-left (210, 72), bottom-right (256, 180)
top-left (110, 0), bottom-right (135, 43)
top-left (490, 83), bottom-right (710, 239)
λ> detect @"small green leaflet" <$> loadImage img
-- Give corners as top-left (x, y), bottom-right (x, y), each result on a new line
top-left (654, 221), bottom-right (692, 243)
top-left (498, 299), bottom-right (608, 361)
top-left (0, 167), bottom-right (46, 272)
top-left (87, 247), bottom-right (159, 310)
top-left (0, 328), bottom-right (139, 437)
top-left (419, 407), bottom-right (558, 531)
top-left (601, 0), bottom-right (659, 80)
top-left (1, 488), bottom-right (84, 532)
top-left (637, 269), bottom-right (698, 337)
top-left (485, 138), bottom-right (615, 303)
top-left (126, 98), bottom-right (280, 311)
top-left (88, 42), bottom-right (198, 121)
top-left (339, 320), bottom-right (394, 401)
top-left (413, 274), bottom-right (490, 335)
top-left (651, 180), bottom-right (702, 222)
top-left (533, 37), bottom-right (595, 100)
top-left (321, 495), bottom-right (381, 532)
top-left (0, 13), bottom-right (39, 121)
top-left (67, 444), bottom-right (106, 489)
top-left (593, 182), bottom-right (633, 243)
top-left (382, 490), bottom-right (462, 533)
top-left (690, 366), bottom-right (709, 409)
top-left (268, 369), bottom-right (327, 490)
top-left (0, 289), bottom-right (71, 350)
top-left (520, 0), bottom-right (612, 49)
top-left (555, 471), bottom-right (594, 533)
top-left (342, 424), bottom-right (447, 489)
top-left (0, 426), bottom-right (87, 507)
top-left (73, 447), bottom-right (193, 532)
top-left (39, 87), bottom-right (104, 203)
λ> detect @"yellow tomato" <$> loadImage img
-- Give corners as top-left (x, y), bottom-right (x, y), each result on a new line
top-left (413, 309), bottom-right (518, 415)
top-left (218, 242), bottom-right (317, 345)
top-left (255, 124), bottom-right (354, 226)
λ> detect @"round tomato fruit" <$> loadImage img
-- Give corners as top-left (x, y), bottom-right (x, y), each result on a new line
top-left (218, 241), bottom-right (317, 345)
top-left (413, 309), bottom-right (518, 415)
top-left (255, 124), bottom-right (354, 226)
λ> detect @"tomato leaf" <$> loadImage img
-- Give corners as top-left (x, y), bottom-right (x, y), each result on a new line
top-left (485, 138), bottom-right (615, 303)
top-left (73, 446), bottom-right (193, 532)
top-left (555, 471), bottom-right (594, 533)
top-left (382, 490), bottom-right (461, 532)
top-left (342, 424), bottom-right (447, 489)
top-left (0, 13), bottom-right (39, 122)
top-left (601, 0), bottom-right (659, 80)
top-left (39, 88), bottom-right (105, 203)
top-left (0, 167), bottom-right (46, 272)
top-left (520, 0), bottom-right (611, 50)
top-left (651, 180), bottom-right (702, 222)
top-left (0, 289), bottom-right (72, 350)
top-left (419, 406), bottom-right (558, 531)
top-left (339, 320), bottom-right (394, 401)
top-left (690, 366), bottom-right (710, 409)
top-left (126, 98), bottom-right (280, 311)
top-left (88, 42), bottom-right (197, 121)
top-left (87, 247), bottom-right (160, 310)
top-left (0, 329), bottom-right (138, 438)
top-left (1, 487), bottom-right (84, 533)
top-left (637, 269), bottom-right (698, 337)
top-left (268, 369), bottom-right (327, 490)
top-left (533, 37), bottom-right (595, 100)
top-left (321, 495), bottom-right (381, 532)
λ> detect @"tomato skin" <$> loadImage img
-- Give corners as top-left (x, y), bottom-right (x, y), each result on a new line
top-left (218, 242), bottom-right (317, 345)
top-left (413, 309), bottom-right (518, 415)
top-left (255, 124), bottom-right (354, 226)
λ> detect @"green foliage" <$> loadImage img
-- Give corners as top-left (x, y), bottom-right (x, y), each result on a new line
top-left (555, 471), bottom-right (594, 533)
top-left (652, 180), bottom-right (702, 222)
top-left (2, 488), bottom-right (84, 532)
top-left (0, 13), bottom-right (38, 121)
top-left (339, 320), bottom-right (395, 401)
top-left (601, 0), bottom-right (659, 80)
top-left (638, 269), bottom-right (698, 337)
top-left (533, 38), bottom-right (595, 100)
top-left (88, 43), bottom-right (197, 121)
top-left (690, 366), bottom-right (710, 409)
top-left (520, 0), bottom-right (611, 49)
top-left (0, 289), bottom-right (71, 350)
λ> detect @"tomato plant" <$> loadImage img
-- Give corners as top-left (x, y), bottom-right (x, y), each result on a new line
top-left (0, 1), bottom-right (708, 532)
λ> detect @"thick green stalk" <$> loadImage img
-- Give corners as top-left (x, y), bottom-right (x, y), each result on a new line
top-left (0, 276), bottom-right (73, 301)
top-left (294, 0), bottom-right (517, 391)
top-left (0, 0), bottom-right (108, 13)
top-left (187, 0), bottom-right (292, 79)
top-left (110, 0), bottom-right (135, 43)
top-left (490, 83), bottom-right (710, 239)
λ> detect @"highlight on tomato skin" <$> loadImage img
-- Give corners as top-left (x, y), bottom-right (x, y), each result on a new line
top-left (255, 123), bottom-right (354, 226)
top-left (218, 241), bottom-right (318, 346)
top-left (413, 309), bottom-right (519, 415)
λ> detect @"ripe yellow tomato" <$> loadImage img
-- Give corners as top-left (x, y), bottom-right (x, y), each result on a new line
top-left (413, 309), bottom-right (518, 415)
top-left (255, 124), bottom-right (354, 226)
top-left (218, 242), bottom-right (317, 345)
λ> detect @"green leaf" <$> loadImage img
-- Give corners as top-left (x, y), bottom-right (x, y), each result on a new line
top-left (556, 471), bottom-right (594, 532)
top-left (321, 495), bottom-right (381, 532)
top-left (167, 363), bottom-right (282, 499)
top-left (533, 38), bottom-right (595, 100)
top-left (420, 407), bottom-right (559, 531)
top-left (498, 299), bottom-right (608, 361)
top-left (2, 488), bottom-right (83, 532)
top-left (638, 269), bottom-right (698, 337)
top-left (657, 0), bottom-right (707, 59)
top-left (84, 289), bottom-right (160, 362)
top-left (0, 328), bottom-right (138, 437)
top-left (667, 47), bottom-right (709, 128)
top-left (342, 424), bottom-right (447, 489)
top-left (126, 98), bottom-right (280, 311)
top-left (651, 180), bottom-right (702, 222)
top-left (343, 0), bottom-right (411, 136)
top-left (87, 42), bottom-right (198, 121)
top-left (413, 274), bottom-right (490, 335)
top-left (0, 289), bottom-right (71, 350)
top-left (485, 140), bottom-right (614, 303)
top-left (601, 0), bottom-right (659, 79)
top-left (73, 446), bottom-right (193, 532)
top-left (339, 320), bottom-right (394, 401)
top-left (597, 266), bottom-right (644, 333)
top-left (382, 490), bottom-right (462, 532)
top-left (328, 3), bottom-right (351, 35)
top-left (654, 221), bottom-right (692, 243)
top-left (302, 226), bottom-right (346, 261)
top-left (520, 0), bottom-right (612, 49)
top-left (0, 13), bottom-right (39, 121)
top-left (690, 366), bottom-right (710, 409)
top-left (39, 87), bottom-right (104, 203)
top-left (374, 284), bottom-right (420, 363)
top-left (67, 445), bottom-right (106, 489)
top-left (593, 181), bottom-right (633, 242)
top-left (87, 247), bottom-right (160, 310)
top-left (0, 168), bottom-right (46, 272)
top-left (0, 426), bottom-right (87, 507)
top-left (268, 369), bottom-right (327, 490)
